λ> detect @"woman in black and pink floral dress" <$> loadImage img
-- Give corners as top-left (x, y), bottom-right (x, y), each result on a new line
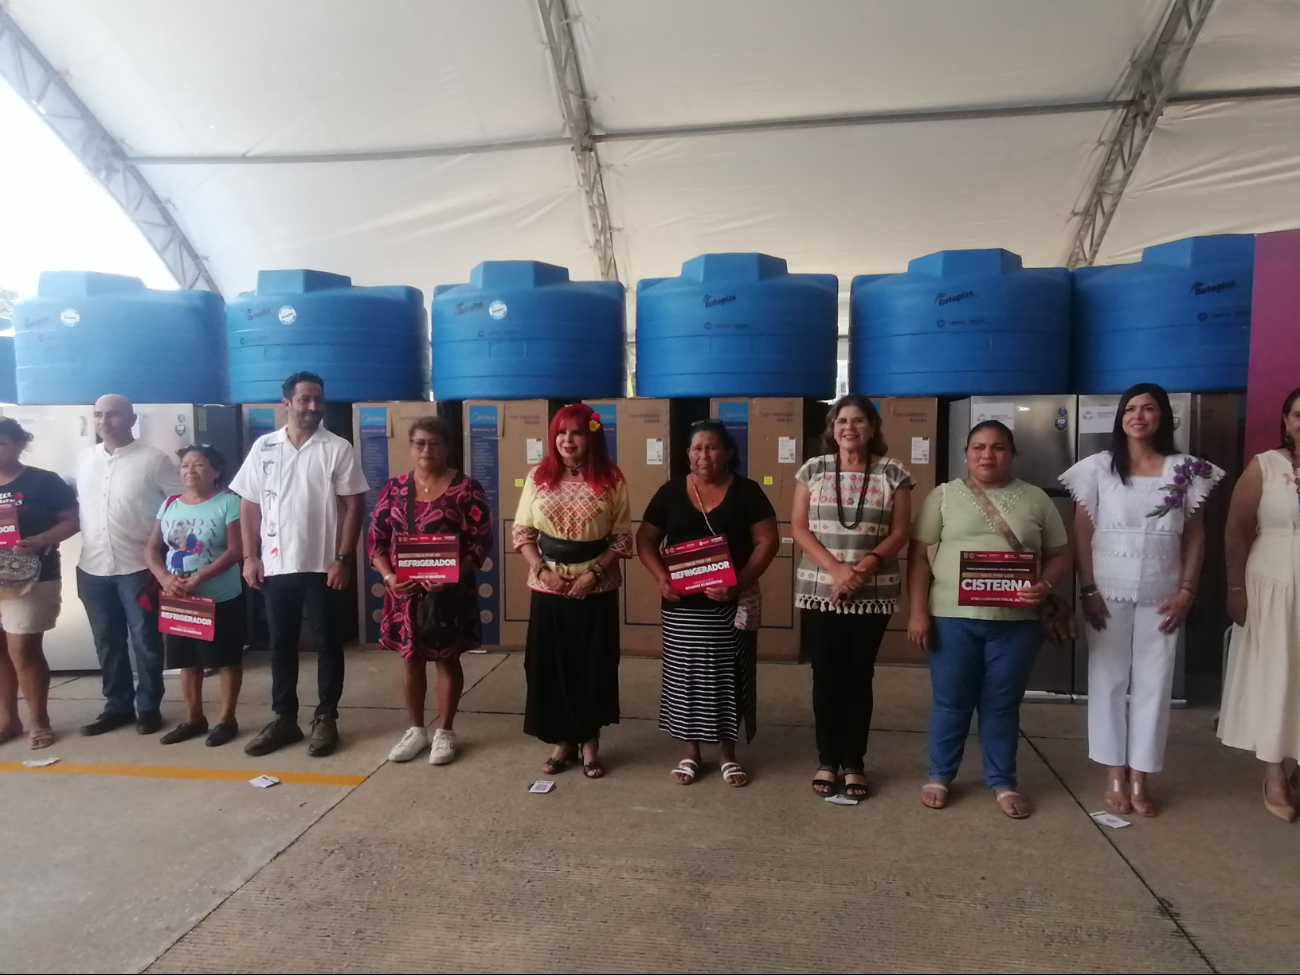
top-left (368, 416), bottom-right (492, 767)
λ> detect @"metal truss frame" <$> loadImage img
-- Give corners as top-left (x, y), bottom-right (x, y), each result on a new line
top-left (0, 9), bottom-right (219, 293)
top-left (1065, 0), bottom-right (1217, 268)
top-left (536, 0), bottom-right (619, 283)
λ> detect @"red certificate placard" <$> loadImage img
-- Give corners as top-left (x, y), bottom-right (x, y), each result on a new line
top-left (159, 594), bottom-right (216, 641)
top-left (663, 535), bottom-right (737, 594)
top-left (957, 551), bottom-right (1039, 608)
top-left (395, 534), bottom-right (460, 584)
top-left (0, 503), bottom-right (19, 549)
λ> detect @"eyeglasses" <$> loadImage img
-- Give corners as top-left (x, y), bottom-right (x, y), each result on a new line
top-left (410, 439), bottom-right (446, 451)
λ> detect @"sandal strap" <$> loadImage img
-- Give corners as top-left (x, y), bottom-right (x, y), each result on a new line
top-left (921, 782), bottom-right (949, 792)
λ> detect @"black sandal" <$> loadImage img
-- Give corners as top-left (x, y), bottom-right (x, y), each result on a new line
top-left (812, 766), bottom-right (838, 796)
top-left (583, 760), bottom-right (605, 779)
top-left (542, 747), bottom-right (575, 775)
top-left (843, 770), bottom-right (868, 799)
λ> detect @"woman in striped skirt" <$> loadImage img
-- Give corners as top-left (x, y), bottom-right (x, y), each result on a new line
top-left (637, 421), bottom-right (778, 787)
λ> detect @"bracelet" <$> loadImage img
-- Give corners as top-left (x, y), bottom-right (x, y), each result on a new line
top-left (382, 573), bottom-right (397, 585)
top-left (1179, 584), bottom-right (1197, 596)
top-left (1079, 584), bottom-right (1099, 597)
top-left (1228, 586), bottom-right (1246, 592)
top-left (591, 562), bottom-right (607, 581)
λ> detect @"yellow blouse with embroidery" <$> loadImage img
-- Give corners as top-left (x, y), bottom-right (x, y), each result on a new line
top-left (511, 469), bottom-right (633, 594)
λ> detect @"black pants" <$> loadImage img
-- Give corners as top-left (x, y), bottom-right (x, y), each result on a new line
top-left (263, 573), bottom-right (344, 720)
top-left (805, 609), bottom-right (891, 772)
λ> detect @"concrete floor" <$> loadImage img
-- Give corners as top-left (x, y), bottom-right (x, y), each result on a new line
top-left (2, 652), bottom-right (1298, 974)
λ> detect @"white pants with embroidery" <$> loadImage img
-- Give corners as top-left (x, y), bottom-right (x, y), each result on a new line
top-left (1086, 597), bottom-right (1179, 773)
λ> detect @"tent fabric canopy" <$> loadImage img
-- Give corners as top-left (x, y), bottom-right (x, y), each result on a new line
top-left (6, 0), bottom-right (1300, 331)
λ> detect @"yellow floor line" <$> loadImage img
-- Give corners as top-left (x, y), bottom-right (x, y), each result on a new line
top-left (0, 760), bottom-right (366, 787)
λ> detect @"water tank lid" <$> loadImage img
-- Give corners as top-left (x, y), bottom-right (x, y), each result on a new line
top-left (37, 271), bottom-right (146, 297)
top-left (255, 269), bottom-right (353, 293)
top-left (1140, 234), bottom-right (1256, 267)
top-left (469, 261), bottom-right (570, 289)
top-left (906, 248), bottom-right (1024, 277)
top-left (676, 252), bottom-right (791, 282)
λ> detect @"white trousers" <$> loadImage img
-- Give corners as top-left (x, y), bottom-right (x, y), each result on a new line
top-left (1086, 598), bottom-right (1179, 773)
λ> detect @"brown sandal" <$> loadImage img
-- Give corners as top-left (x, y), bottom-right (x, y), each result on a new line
top-left (995, 789), bottom-right (1031, 819)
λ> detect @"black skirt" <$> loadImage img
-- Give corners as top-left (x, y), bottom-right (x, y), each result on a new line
top-left (523, 590), bottom-right (620, 744)
top-left (164, 592), bottom-right (247, 670)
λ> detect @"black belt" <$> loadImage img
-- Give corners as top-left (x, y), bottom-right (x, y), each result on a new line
top-left (538, 534), bottom-right (608, 564)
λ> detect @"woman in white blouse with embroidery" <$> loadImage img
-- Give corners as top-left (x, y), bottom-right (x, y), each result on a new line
top-left (1062, 384), bottom-right (1224, 817)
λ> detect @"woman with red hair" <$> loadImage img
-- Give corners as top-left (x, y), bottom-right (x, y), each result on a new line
top-left (513, 404), bottom-right (632, 777)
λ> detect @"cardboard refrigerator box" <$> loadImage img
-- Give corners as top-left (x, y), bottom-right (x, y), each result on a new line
top-left (462, 400), bottom-right (560, 650)
top-left (710, 397), bottom-right (809, 662)
top-left (352, 402), bottom-right (444, 647)
top-left (872, 397), bottom-right (939, 666)
top-left (586, 398), bottom-right (671, 657)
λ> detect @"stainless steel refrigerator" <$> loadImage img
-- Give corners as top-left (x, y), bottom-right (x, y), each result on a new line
top-left (1076, 392), bottom-right (1244, 701)
top-left (0, 403), bottom-right (239, 672)
top-left (948, 395), bottom-right (1079, 697)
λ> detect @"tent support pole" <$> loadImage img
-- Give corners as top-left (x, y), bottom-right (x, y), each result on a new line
top-left (0, 9), bottom-right (219, 293)
top-left (1064, 0), bottom-right (1217, 268)
top-left (536, 0), bottom-right (619, 283)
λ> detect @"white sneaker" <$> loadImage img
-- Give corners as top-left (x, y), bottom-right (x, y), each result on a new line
top-left (389, 727), bottom-right (429, 762)
top-left (430, 728), bottom-right (457, 766)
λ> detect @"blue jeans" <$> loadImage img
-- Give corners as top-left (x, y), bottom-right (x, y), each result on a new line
top-left (77, 568), bottom-right (165, 716)
top-left (927, 617), bottom-right (1040, 790)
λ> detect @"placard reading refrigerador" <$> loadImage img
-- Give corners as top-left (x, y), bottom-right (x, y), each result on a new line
top-left (159, 594), bottom-right (216, 642)
top-left (395, 534), bottom-right (460, 584)
top-left (662, 535), bottom-right (737, 594)
top-left (957, 551), bottom-right (1039, 608)
top-left (0, 503), bottom-right (18, 548)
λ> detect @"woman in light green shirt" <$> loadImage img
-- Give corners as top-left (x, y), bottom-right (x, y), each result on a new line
top-left (908, 421), bottom-right (1070, 819)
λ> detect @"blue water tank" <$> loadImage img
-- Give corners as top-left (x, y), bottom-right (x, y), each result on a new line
top-left (13, 272), bottom-right (226, 405)
top-left (0, 322), bottom-right (14, 403)
top-left (850, 249), bottom-right (1071, 396)
top-left (431, 261), bottom-right (624, 400)
top-left (227, 270), bottom-right (426, 403)
top-left (635, 253), bottom-right (837, 398)
top-left (1073, 234), bottom-right (1254, 394)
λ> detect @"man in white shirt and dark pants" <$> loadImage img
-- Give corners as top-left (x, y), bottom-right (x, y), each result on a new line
top-left (77, 394), bottom-right (183, 736)
top-left (230, 372), bottom-right (368, 758)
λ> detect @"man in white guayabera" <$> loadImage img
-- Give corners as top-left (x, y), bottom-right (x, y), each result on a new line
top-left (230, 372), bottom-right (368, 758)
top-left (76, 394), bottom-right (182, 737)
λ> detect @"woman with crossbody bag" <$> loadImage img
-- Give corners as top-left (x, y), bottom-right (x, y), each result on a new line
top-left (637, 420), bottom-right (778, 788)
top-left (909, 421), bottom-right (1071, 819)
top-left (0, 418), bottom-right (80, 750)
top-left (368, 417), bottom-right (492, 767)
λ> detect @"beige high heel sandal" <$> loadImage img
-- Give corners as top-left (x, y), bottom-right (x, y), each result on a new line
top-left (1129, 776), bottom-right (1159, 817)
top-left (1104, 771), bottom-right (1131, 815)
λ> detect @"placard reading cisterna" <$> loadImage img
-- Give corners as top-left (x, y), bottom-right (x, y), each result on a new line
top-left (395, 534), bottom-right (460, 584)
top-left (663, 535), bottom-right (737, 594)
top-left (957, 551), bottom-right (1039, 608)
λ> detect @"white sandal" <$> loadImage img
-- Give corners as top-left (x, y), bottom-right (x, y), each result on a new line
top-left (920, 781), bottom-right (950, 808)
top-left (720, 761), bottom-right (749, 788)
top-left (995, 789), bottom-right (1031, 820)
top-left (671, 758), bottom-right (699, 784)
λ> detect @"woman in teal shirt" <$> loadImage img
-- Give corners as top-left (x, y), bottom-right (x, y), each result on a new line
top-left (144, 445), bottom-right (245, 747)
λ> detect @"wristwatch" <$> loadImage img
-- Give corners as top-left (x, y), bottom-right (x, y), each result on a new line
top-left (334, 551), bottom-right (347, 563)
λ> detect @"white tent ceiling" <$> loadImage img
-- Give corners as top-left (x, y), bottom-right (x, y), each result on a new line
top-left (4, 0), bottom-right (1300, 332)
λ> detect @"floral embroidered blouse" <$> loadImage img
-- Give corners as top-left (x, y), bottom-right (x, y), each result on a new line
top-left (511, 469), bottom-right (633, 595)
top-left (1060, 451), bottom-right (1224, 604)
